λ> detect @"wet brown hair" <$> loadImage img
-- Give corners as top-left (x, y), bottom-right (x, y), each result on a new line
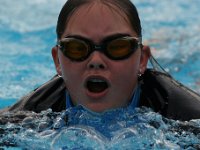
top-left (56, 0), bottom-right (142, 40)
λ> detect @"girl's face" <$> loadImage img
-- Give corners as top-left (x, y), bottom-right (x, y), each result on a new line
top-left (52, 2), bottom-right (149, 112)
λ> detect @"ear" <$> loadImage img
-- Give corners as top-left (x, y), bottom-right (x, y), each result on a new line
top-left (52, 46), bottom-right (62, 76)
top-left (139, 45), bottom-right (151, 74)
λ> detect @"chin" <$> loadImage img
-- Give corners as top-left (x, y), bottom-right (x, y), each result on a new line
top-left (84, 103), bottom-right (119, 113)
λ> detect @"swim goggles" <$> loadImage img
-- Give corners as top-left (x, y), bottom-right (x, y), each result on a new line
top-left (57, 35), bottom-right (142, 61)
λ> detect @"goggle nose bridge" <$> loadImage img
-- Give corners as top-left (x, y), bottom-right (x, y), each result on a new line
top-left (94, 45), bottom-right (103, 51)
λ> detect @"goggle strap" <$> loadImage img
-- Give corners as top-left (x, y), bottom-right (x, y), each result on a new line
top-left (149, 54), bottom-right (171, 76)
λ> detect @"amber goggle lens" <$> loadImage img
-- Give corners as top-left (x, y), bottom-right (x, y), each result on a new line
top-left (107, 38), bottom-right (133, 59)
top-left (60, 39), bottom-right (89, 60)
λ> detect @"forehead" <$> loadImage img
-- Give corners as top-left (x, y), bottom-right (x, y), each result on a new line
top-left (69, 1), bottom-right (129, 22)
top-left (63, 2), bottom-right (136, 40)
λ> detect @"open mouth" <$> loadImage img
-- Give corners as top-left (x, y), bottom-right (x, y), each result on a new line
top-left (86, 77), bottom-right (109, 93)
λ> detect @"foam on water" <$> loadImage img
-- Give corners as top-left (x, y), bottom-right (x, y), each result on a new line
top-left (0, 107), bottom-right (200, 149)
top-left (0, 1), bottom-right (66, 33)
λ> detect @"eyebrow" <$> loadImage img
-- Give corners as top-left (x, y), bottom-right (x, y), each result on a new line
top-left (64, 33), bottom-right (132, 43)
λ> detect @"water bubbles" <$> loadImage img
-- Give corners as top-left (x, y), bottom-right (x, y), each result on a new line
top-left (51, 126), bottom-right (106, 150)
top-left (0, 107), bottom-right (200, 149)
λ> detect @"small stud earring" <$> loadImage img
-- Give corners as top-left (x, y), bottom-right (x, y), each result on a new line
top-left (138, 73), bottom-right (142, 77)
top-left (138, 69), bottom-right (143, 78)
top-left (57, 74), bottom-right (62, 78)
top-left (138, 69), bottom-right (142, 77)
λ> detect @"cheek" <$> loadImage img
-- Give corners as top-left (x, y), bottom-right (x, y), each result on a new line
top-left (59, 56), bottom-right (84, 84)
top-left (114, 57), bottom-right (140, 77)
top-left (116, 65), bottom-right (138, 86)
top-left (112, 55), bottom-right (140, 87)
top-left (60, 63), bottom-right (85, 94)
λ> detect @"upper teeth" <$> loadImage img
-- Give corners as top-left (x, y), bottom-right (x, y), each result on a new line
top-left (90, 79), bottom-right (105, 83)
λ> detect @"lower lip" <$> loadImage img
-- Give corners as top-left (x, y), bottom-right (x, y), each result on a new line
top-left (85, 88), bottom-right (109, 99)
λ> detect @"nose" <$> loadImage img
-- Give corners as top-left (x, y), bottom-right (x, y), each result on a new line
top-left (87, 51), bottom-right (107, 70)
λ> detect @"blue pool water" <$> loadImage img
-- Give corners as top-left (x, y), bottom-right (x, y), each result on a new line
top-left (1, 107), bottom-right (200, 149)
top-left (0, 0), bottom-right (200, 149)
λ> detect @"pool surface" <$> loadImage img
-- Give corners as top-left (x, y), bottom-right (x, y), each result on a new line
top-left (0, 0), bottom-right (200, 149)
top-left (1, 106), bottom-right (200, 149)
